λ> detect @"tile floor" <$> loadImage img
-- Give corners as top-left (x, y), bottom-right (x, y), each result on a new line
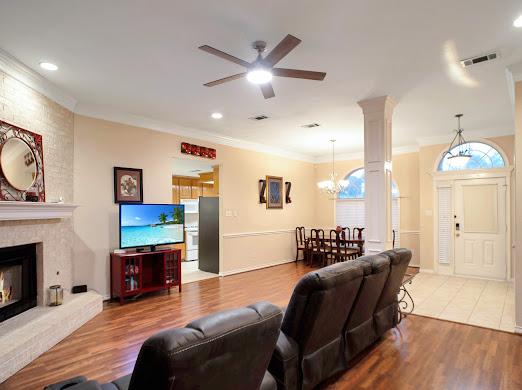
top-left (182, 260), bottom-right (219, 284)
top-left (407, 272), bottom-right (515, 332)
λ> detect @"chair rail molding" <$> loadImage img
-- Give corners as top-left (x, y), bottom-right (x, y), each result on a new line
top-left (222, 229), bottom-right (294, 239)
top-left (0, 201), bottom-right (78, 221)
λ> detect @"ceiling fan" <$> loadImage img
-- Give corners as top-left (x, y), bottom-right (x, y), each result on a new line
top-left (199, 34), bottom-right (326, 99)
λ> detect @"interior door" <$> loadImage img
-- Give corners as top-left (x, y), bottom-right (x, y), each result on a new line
top-left (454, 178), bottom-right (506, 279)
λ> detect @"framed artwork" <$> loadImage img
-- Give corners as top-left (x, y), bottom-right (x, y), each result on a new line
top-left (0, 120), bottom-right (45, 202)
top-left (114, 167), bottom-right (143, 203)
top-left (266, 176), bottom-right (283, 209)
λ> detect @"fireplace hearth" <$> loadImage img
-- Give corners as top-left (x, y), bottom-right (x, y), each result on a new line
top-left (0, 244), bottom-right (37, 323)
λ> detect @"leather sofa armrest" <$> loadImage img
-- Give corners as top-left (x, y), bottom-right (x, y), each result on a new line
top-left (268, 332), bottom-right (299, 390)
top-left (46, 380), bottom-right (105, 390)
top-left (43, 376), bottom-right (88, 390)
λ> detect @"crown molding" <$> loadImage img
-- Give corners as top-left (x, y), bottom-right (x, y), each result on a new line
top-left (0, 48), bottom-right (77, 111)
top-left (312, 144), bottom-right (419, 164)
top-left (75, 102), bottom-right (313, 162)
top-left (416, 127), bottom-right (514, 147)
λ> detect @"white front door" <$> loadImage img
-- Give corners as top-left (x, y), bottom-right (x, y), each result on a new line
top-left (454, 177), bottom-right (507, 279)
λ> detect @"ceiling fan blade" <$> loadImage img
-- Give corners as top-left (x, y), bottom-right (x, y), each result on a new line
top-left (264, 34), bottom-right (302, 66)
top-left (199, 45), bottom-right (250, 68)
top-left (260, 83), bottom-right (275, 99)
top-left (204, 73), bottom-right (247, 87)
top-left (272, 68), bottom-right (326, 80)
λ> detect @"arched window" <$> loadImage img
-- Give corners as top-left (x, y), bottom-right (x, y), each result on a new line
top-left (336, 168), bottom-right (400, 246)
top-left (338, 168), bottom-right (399, 199)
top-left (438, 142), bottom-right (505, 171)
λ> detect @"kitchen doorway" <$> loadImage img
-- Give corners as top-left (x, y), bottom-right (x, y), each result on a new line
top-left (171, 158), bottom-right (220, 284)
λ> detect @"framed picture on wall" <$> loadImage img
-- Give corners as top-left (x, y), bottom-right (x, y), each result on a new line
top-left (266, 175), bottom-right (283, 209)
top-left (114, 167), bottom-right (143, 203)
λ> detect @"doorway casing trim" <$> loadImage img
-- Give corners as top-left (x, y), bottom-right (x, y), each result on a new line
top-left (432, 167), bottom-right (513, 279)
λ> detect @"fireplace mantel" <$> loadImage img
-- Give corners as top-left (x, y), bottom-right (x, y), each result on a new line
top-left (0, 201), bottom-right (78, 221)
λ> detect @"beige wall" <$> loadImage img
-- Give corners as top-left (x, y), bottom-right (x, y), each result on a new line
top-left (0, 70), bottom-right (75, 301)
top-left (418, 135), bottom-right (514, 271)
top-left (313, 152), bottom-right (421, 265)
top-left (73, 115), bottom-right (316, 296)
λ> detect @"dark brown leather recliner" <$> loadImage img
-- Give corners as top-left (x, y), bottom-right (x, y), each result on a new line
top-left (269, 249), bottom-right (412, 390)
top-left (45, 302), bottom-right (283, 390)
top-left (373, 248), bottom-right (412, 335)
top-left (344, 253), bottom-right (390, 362)
top-left (268, 261), bottom-right (365, 390)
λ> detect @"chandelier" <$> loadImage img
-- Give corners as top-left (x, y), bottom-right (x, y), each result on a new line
top-left (317, 140), bottom-right (348, 195)
top-left (445, 114), bottom-right (471, 166)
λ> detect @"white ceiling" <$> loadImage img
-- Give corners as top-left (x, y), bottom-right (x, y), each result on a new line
top-left (0, 0), bottom-right (521, 159)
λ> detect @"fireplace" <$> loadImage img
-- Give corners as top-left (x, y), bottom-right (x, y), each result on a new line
top-left (0, 243), bottom-right (37, 323)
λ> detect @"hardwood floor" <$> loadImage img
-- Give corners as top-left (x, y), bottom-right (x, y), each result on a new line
top-left (2, 263), bottom-right (521, 390)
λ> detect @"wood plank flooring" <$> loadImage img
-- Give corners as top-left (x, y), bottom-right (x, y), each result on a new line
top-left (2, 263), bottom-right (521, 390)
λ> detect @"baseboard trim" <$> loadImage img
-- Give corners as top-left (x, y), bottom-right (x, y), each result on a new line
top-left (419, 268), bottom-right (435, 274)
top-left (515, 325), bottom-right (522, 334)
top-left (220, 258), bottom-right (295, 277)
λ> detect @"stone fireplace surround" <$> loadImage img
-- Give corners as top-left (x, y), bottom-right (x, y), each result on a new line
top-left (0, 212), bottom-right (103, 384)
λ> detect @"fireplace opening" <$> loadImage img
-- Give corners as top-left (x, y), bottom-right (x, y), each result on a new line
top-left (0, 243), bottom-right (37, 323)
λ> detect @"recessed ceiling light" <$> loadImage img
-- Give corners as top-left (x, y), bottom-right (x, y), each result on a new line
top-left (514, 15), bottom-right (522, 27)
top-left (39, 62), bottom-right (58, 71)
top-left (211, 112), bottom-right (223, 119)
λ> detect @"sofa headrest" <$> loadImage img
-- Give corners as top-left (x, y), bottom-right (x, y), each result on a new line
top-left (394, 248), bottom-right (412, 264)
top-left (380, 248), bottom-right (412, 266)
top-left (142, 301), bottom-right (282, 353)
top-left (357, 254), bottom-right (390, 274)
top-left (294, 261), bottom-right (364, 295)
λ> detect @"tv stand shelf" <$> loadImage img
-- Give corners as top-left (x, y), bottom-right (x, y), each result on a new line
top-left (110, 248), bottom-right (181, 304)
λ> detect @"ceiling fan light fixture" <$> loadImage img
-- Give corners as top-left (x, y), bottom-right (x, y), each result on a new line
top-left (246, 68), bottom-right (272, 84)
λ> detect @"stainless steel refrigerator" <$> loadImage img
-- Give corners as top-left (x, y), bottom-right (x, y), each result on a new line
top-left (198, 197), bottom-right (219, 274)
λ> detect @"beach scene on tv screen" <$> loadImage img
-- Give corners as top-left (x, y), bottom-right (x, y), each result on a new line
top-left (121, 204), bottom-right (184, 248)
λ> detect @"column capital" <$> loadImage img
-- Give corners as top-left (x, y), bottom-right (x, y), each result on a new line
top-left (357, 95), bottom-right (397, 116)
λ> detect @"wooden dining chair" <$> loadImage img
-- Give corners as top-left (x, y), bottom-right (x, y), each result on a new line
top-left (328, 229), bottom-right (359, 264)
top-left (353, 227), bottom-right (365, 255)
top-left (353, 227), bottom-right (364, 240)
top-left (310, 229), bottom-right (327, 267)
top-left (295, 227), bottom-right (308, 264)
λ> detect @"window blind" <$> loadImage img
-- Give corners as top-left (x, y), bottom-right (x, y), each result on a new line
top-left (437, 186), bottom-right (452, 264)
top-left (335, 199), bottom-right (400, 245)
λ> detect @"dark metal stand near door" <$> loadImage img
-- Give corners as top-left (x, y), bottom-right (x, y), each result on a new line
top-left (198, 197), bottom-right (219, 274)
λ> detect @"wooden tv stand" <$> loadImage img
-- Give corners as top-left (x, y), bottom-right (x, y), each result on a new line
top-left (110, 248), bottom-right (181, 304)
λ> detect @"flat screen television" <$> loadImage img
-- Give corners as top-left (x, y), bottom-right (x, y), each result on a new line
top-left (119, 203), bottom-right (185, 250)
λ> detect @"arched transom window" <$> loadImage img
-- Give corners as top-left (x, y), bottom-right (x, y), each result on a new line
top-left (336, 167), bottom-right (401, 246)
top-left (338, 168), bottom-right (399, 199)
top-left (438, 142), bottom-right (506, 171)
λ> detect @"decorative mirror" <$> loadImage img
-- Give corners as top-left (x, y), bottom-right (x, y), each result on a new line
top-left (0, 138), bottom-right (37, 190)
top-left (0, 120), bottom-right (45, 201)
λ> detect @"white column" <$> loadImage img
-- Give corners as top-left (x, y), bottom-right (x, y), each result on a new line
top-left (358, 96), bottom-right (397, 254)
